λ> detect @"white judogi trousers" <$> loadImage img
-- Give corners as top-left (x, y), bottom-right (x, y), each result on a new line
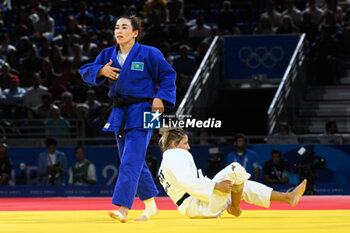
top-left (183, 163), bottom-right (273, 218)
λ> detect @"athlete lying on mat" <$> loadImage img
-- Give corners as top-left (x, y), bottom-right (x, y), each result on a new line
top-left (158, 127), bottom-right (307, 218)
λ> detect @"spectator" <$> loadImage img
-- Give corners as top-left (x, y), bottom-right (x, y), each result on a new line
top-left (253, 14), bottom-right (275, 34)
top-left (49, 45), bottom-right (65, 74)
top-left (98, 29), bottom-right (117, 50)
top-left (27, 5), bottom-right (39, 25)
top-left (38, 59), bottom-right (56, 88)
top-left (319, 120), bottom-right (342, 144)
top-left (69, 43), bottom-right (90, 70)
top-left (142, 13), bottom-right (170, 48)
top-left (48, 76), bottom-right (68, 100)
top-left (61, 59), bottom-right (80, 87)
top-left (173, 44), bottom-right (197, 77)
top-left (204, 26), bottom-right (223, 43)
top-left (167, 0), bottom-right (183, 24)
top-left (225, 133), bottom-right (260, 181)
top-left (194, 40), bottom-right (210, 67)
top-left (44, 105), bottom-right (70, 138)
top-left (84, 89), bottom-right (101, 119)
top-left (282, 0), bottom-right (303, 26)
top-left (64, 16), bottom-right (84, 36)
top-left (38, 36), bottom-right (51, 59)
top-left (169, 17), bottom-right (189, 48)
top-left (0, 75), bottom-right (26, 116)
top-left (76, 103), bottom-right (93, 137)
top-left (303, 0), bottom-right (324, 24)
top-left (6, 50), bottom-right (21, 72)
top-left (0, 63), bottom-right (14, 90)
top-left (268, 122), bottom-right (298, 144)
top-left (23, 72), bottom-right (48, 108)
top-left (80, 32), bottom-right (99, 59)
top-left (311, 10), bottom-right (343, 85)
top-left (188, 15), bottom-right (211, 48)
top-left (323, 0), bottom-right (343, 25)
top-left (37, 138), bottom-right (68, 185)
top-left (143, 0), bottom-right (168, 22)
top-left (261, 0), bottom-right (282, 27)
top-left (75, 1), bottom-right (96, 31)
top-left (62, 34), bottom-right (75, 57)
top-left (0, 33), bottom-right (16, 60)
top-left (34, 92), bottom-right (54, 119)
top-left (69, 76), bottom-right (90, 103)
top-left (217, 1), bottom-right (239, 34)
top-left (300, 11), bottom-right (320, 43)
top-left (276, 15), bottom-right (300, 34)
top-left (263, 149), bottom-right (290, 184)
top-left (34, 6), bottom-right (55, 37)
top-left (20, 44), bottom-right (43, 83)
top-left (59, 91), bottom-right (78, 119)
top-left (0, 143), bottom-right (12, 185)
top-left (16, 36), bottom-right (32, 59)
top-left (325, 120), bottom-right (338, 134)
top-left (68, 145), bottom-right (97, 185)
top-left (96, 3), bottom-right (116, 31)
top-left (13, 7), bottom-right (34, 38)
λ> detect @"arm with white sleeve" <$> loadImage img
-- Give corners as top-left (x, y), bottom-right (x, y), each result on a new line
top-left (164, 149), bottom-right (216, 203)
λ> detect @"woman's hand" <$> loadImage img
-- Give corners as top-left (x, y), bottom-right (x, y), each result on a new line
top-left (214, 180), bottom-right (233, 193)
top-left (97, 59), bottom-right (121, 80)
top-left (152, 98), bottom-right (164, 113)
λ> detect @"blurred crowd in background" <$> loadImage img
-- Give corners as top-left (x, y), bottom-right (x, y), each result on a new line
top-left (0, 0), bottom-right (349, 140)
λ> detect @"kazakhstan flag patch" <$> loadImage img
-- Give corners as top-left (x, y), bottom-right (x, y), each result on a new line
top-left (131, 61), bottom-right (144, 71)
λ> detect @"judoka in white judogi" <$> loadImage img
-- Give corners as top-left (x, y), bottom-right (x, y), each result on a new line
top-left (159, 148), bottom-right (273, 218)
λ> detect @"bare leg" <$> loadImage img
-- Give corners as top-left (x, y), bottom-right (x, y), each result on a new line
top-left (135, 197), bottom-right (159, 221)
top-left (227, 183), bottom-right (244, 217)
top-left (270, 179), bottom-right (307, 207)
top-left (108, 206), bottom-right (129, 223)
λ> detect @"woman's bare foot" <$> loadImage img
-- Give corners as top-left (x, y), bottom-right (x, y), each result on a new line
top-left (135, 208), bottom-right (159, 221)
top-left (227, 205), bottom-right (242, 217)
top-left (288, 179), bottom-right (307, 207)
top-left (108, 206), bottom-right (129, 223)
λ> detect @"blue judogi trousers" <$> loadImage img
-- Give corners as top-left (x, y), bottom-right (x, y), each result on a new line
top-left (112, 128), bottom-right (158, 209)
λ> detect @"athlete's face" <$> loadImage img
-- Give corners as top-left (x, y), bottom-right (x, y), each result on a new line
top-left (114, 18), bottom-right (138, 46)
top-left (175, 135), bottom-right (190, 151)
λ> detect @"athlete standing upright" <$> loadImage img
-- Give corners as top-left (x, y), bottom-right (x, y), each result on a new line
top-left (79, 16), bottom-right (176, 222)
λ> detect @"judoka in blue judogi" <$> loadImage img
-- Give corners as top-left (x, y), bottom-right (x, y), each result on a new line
top-left (79, 39), bottom-right (176, 212)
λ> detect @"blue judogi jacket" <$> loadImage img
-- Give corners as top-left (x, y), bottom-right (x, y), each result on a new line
top-left (79, 42), bottom-right (176, 131)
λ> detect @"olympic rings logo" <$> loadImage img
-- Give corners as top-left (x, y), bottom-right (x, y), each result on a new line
top-left (238, 46), bottom-right (284, 69)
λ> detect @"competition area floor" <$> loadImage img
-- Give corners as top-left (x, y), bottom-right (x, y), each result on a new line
top-left (0, 196), bottom-right (349, 233)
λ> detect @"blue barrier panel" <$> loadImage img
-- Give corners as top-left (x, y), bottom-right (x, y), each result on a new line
top-left (223, 35), bottom-right (299, 79)
top-left (1, 144), bottom-right (350, 197)
top-left (8, 146), bottom-right (120, 185)
top-left (0, 183), bottom-right (349, 197)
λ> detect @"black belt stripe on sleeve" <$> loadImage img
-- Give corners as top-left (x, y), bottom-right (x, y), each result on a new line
top-left (176, 193), bottom-right (190, 206)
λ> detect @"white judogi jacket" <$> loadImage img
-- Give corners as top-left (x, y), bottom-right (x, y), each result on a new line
top-left (158, 148), bottom-right (216, 214)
